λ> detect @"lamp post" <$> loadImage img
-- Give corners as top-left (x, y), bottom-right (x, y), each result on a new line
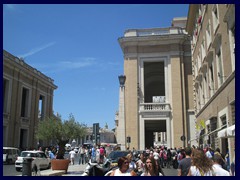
top-left (118, 75), bottom-right (126, 150)
top-left (118, 75), bottom-right (126, 88)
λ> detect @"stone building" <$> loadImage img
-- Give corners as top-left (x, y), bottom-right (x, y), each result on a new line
top-left (116, 17), bottom-right (194, 150)
top-left (3, 50), bottom-right (57, 149)
top-left (186, 4), bottom-right (235, 162)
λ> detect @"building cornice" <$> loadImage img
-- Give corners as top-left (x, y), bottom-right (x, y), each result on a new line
top-left (3, 50), bottom-right (57, 89)
top-left (118, 34), bottom-right (190, 51)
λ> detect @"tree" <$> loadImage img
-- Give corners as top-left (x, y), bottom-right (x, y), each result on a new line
top-left (36, 113), bottom-right (87, 159)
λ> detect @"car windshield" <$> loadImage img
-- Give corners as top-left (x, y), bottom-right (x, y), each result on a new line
top-left (107, 151), bottom-right (129, 160)
top-left (21, 152), bottom-right (36, 157)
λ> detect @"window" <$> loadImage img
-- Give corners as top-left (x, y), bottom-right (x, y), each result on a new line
top-left (229, 26), bottom-right (235, 71)
top-left (231, 102), bottom-right (235, 125)
top-left (203, 75), bottom-right (208, 102)
top-left (206, 21), bottom-right (212, 49)
top-left (220, 115), bottom-right (227, 127)
top-left (38, 95), bottom-right (45, 120)
top-left (3, 78), bottom-right (10, 113)
top-left (21, 87), bottom-right (30, 117)
top-left (216, 47), bottom-right (224, 86)
top-left (212, 5), bottom-right (219, 34)
top-left (208, 63), bottom-right (215, 97)
top-left (201, 37), bottom-right (206, 60)
top-left (197, 52), bottom-right (201, 72)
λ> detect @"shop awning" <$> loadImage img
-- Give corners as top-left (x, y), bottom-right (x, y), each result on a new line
top-left (227, 124), bottom-right (235, 136)
top-left (218, 128), bottom-right (227, 138)
top-left (218, 125), bottom-right (235, 138)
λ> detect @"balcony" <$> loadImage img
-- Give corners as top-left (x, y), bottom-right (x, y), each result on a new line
top-left (124, 27), bottom-right (186, 37)
top-left (21, 117), bottom-right (30, 124)
top-left (139, 103), bottom-right (171, 118)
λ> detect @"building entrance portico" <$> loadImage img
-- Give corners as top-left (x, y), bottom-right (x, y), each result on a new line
top-left (139, 117), bottom-right (172, 150)
top-left (144, 120), bottom-right (166, 148)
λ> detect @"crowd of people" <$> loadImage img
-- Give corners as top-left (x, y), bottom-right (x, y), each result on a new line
top-left (35, 144), bottom-right (235, 176)
top-left (108, 145), bottom-right (235, 176)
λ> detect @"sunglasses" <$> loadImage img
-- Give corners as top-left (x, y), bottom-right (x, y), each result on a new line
top-left (124, 161), bottom-right (129, 164)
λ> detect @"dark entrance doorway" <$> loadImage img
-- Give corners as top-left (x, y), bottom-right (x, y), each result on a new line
top-left (145, 120), bottom-right (166, 148)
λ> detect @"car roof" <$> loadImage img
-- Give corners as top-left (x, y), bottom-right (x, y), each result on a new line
top-left (21, 150), bottom-right (44, 153)
top-left (3, 147), bottom-right (19, 150)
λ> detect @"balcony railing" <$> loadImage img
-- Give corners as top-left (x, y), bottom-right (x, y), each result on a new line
top-left (139, 103), bottom-right (171, 112)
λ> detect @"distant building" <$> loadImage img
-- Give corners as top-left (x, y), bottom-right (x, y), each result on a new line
top-left (3, 50), bottom-right (57, 149)
top-left (75, 126), bottom-right (116, 146)
top-left (117, 17), bottom-right (194, 150)
top-left (186, 4), bottom-right (235, 163)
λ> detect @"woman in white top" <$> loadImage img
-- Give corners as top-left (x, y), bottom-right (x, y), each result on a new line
top-left (110, 156), bottom-right (137, 176)
top-left (188, 149), bottom-right (214, 176)
top-left (141, 156), bottom-right (159, 176)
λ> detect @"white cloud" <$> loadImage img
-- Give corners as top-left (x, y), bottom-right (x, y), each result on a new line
top-left (18, 42), bottom-right (56, 58)
top-left (32, 57), bottom-right (97, 74)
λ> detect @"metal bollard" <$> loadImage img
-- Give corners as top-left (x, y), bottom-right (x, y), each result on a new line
top-left (22, 157), bottom-right (33, 176)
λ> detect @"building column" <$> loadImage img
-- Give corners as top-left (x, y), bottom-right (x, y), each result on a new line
top-left (117, 84), bottom-right (126, 150)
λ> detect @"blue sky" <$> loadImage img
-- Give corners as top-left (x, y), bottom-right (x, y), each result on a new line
top-left (3, 4), bottom-right (189, 130)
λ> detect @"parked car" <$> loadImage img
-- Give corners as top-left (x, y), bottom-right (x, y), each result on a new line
top-left (15, 151), bottom-right (51, 172)
top-left (104, 150), bottom-right (129, 167)
top-left (3, 147), bottom-right (20, 164)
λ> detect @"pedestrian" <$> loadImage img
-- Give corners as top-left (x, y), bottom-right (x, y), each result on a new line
top-left (45, 147), bottom-right (49, 158)
top-left (69, 148), bottom-right (76, 165)
top-left (136, 153), bottom-right (145, 176)
top-left (154, 155), bottom-right (165, 176)
top-left (78, 145), bottom-right (85, 164)
top-left (166, 148), bottom-right (172, 168)
top-left (187, 149), bottom-right (214, 176)
top-left (212, 153), bottom-right (230, 176)
top-left (178, 147), bottom-right (192, 176)
top-left (49, 150), bottom-right (55, 159)
top-left (91, 146), bottom-right (96, 162)
top-left (141, 156), bottom-right (159, 176)
top-left (110, 156), bottom-right (137, 176)
top-left (99, 146), bottom-right (105, 164)
top-left (126, 153), bottom-right (137, 171)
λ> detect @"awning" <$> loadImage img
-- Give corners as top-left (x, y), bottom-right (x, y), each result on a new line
top-left (218, 128), bottom-right (227, 138)
top-left (227, 124), bottom-right (235, 136)
top-left (218, 125), bottom-right (235, 138)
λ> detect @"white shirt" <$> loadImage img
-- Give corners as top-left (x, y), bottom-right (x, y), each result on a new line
top-left (212, 164), bottom-right (230, 176)
top-left (189, 166), bottom-right (213, 176)
top-left (205, 151), bottom-right (212, 159)
top-left (113, 168), bottom-right (132, 176)
top-left (69, 150), bottom-right (76, 158)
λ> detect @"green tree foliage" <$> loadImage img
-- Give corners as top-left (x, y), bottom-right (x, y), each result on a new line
top-left (36, 113), bottom-right (87, 159)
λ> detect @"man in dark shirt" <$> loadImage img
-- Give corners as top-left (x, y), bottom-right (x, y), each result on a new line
top-left (177, 147), bottom-right (192, 176)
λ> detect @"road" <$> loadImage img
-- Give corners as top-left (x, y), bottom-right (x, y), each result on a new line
top-left (3, 153), bottom-right (82, 176)
top-left (3, 154), bottom-right (178, 176)
top-left (3, 164), bottom-right (22, 176)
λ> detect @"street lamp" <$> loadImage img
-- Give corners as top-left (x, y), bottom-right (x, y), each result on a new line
top-left (118, 75), bottom-right (126, 87)
top-left (118, 75), bottom-right (126, 150)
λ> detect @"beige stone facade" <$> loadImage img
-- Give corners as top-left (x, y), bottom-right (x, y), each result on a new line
top-left (3, 50), bottom-right (57, 149)
top-left (117, 18), bottom-right (195, 150)
top-left (186, 4), bottom-right (235, 162)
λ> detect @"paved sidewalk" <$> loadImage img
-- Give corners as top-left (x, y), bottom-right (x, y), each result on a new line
top-left (62, 163), bottom-right (88, 176)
